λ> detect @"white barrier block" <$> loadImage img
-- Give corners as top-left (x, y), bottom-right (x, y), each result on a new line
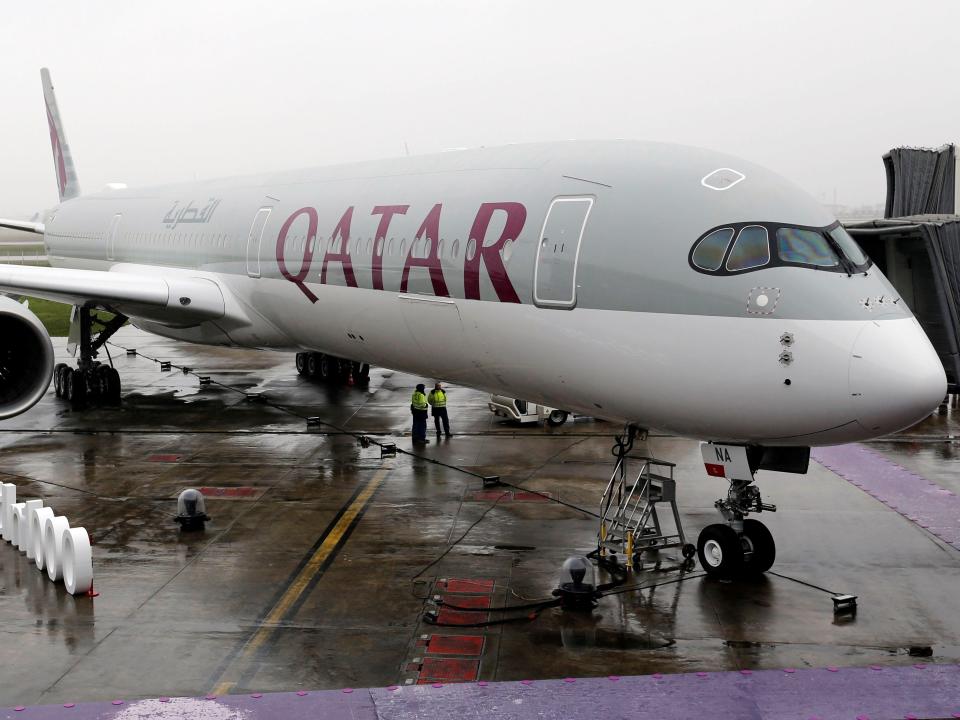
top-left (30, 507), bottom-right (54, 569)
top-left (17, 499), bottom-right (42, 553)
top-left (1, 483), bottom-right (15, 541)
top-left (43, 516), bottom-right (70, 582)
top-left (62, 527), bottom-right (93, 595)
top-left (10, 503), bottom-right (26, 546)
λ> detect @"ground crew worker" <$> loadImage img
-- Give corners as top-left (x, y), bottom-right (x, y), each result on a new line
top-left (411, 383), bottom-right (429, 445)
top-left (428, 382), bottom-right (451, 439)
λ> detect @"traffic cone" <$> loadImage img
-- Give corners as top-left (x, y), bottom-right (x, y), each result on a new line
top-left (86, 580), bottom-right (100, 598)
top-left (347, 370), bottom-right (355, 387)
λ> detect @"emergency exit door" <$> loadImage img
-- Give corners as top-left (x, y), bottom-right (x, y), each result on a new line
top-left (534, 197), bottom-right (593, 308)
top-left (245, 207), bottom-right (272, 278)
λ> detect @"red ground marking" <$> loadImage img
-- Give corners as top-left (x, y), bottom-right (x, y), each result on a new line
top-left (147, 454), bottom-right (182, 463)
top-left (418, 657), bottom-right (480, 682)
top-left (441, 578), bottom-right (495, 593)
top-left (198, 487), bottom-right (260, 498)
top-left (436, 608), bottom-right (489, 625)
top-left (441, 594), bottom-right (491, 609)
top-left (427, 635), bottom-right (485, 656)
top-left (512, 491), bottom-right (551, 502)
top-left (471, 490), bottom-right (513, 502)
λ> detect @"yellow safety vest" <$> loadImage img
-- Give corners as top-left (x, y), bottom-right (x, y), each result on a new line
top-left (411, 391), bottom-right (428, 411)
top-left (428, 390), bottom-right (447, 408)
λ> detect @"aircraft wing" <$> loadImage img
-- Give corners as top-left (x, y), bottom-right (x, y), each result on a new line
top-left (0, 218), bottom-right (45, 234)
top-left (0, 263), bottom-right (231, 325)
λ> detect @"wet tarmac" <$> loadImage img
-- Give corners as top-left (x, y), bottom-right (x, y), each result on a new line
top-left (2, 328), bottom-right (960, 706)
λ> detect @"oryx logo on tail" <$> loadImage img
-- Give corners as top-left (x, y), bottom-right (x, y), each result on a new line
top-left (40, 68), bottom-right (81, 202)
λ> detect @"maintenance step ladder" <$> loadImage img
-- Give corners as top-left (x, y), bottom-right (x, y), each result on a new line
top-left (597, 456), bottom-right (692, 568)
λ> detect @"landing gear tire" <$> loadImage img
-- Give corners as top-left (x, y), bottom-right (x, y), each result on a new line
top-left (296, 352), bottom-right (308, 377)
top-left (53, 363), bottom-right (68, 397)
top-left (105, 367), bottom-right (122, 406)
top-left (697, 523), bottom-right (744, 578)
top-left (318, 354), bottom-right (333, 381)
top-left (740, 518), bottom-right (776, 575)
top-left (66, 369), bottom-right (86, 408)
top-left (547, 410), bottom-right (569, 427)
top-left (307, 352), bottom-right (320, 378)
top-left (94, 365), bottom-right (111, 399)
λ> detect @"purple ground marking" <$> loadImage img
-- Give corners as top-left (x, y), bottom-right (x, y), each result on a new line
top-left (4, 666), bottom-right (960, 720)
top-left (812, 444), bottom-right (960, 550)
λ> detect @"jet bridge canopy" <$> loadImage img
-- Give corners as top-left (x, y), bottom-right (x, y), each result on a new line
top-left (846, 215), bottom-right (960, 392)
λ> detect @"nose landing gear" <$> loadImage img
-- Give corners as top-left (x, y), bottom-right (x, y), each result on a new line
top-left (697, 444), bottom-right (777, 579)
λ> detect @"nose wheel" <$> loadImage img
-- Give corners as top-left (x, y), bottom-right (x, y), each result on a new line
top-left (697, 445), bottom-right (778, 579)
top-left (697, 519), bottom-right (776, 579)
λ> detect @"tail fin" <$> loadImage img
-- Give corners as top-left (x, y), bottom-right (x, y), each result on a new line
top-left (40, 68), bottom-right (81, 202)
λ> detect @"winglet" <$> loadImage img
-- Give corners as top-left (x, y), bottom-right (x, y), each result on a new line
top-left (40, 68), bottom-right (81, 202)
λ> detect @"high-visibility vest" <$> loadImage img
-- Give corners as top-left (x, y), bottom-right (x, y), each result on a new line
top-left (411, 391), bottom-right (428, 411)
top-left (428, 390), bottom-right (447, 408)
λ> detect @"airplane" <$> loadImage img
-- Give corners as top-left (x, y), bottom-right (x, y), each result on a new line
top-left (0, 68), bottom-right (946, 580)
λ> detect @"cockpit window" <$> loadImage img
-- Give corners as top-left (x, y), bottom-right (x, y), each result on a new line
top-left (689, 220), bottom-right (873, 276)
top-left (828, 225), bottom-right (868, 267)
top-left (725, 226), bottom-right (769, 271)
top-left (691, 228), bottom-right (734, 271)
top-left (776, 227), bottom-right (839, 267)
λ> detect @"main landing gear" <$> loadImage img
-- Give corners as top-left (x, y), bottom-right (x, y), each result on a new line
top-left (295, 352), bottom-right (370, 385)
top-left (697, 445), bottom-right (778, 579)
top-left (52, 306), bottom-right (128, 410)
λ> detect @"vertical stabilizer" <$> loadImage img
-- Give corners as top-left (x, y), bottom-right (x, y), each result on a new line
top-left (40, 68), bottom-right (81, 202)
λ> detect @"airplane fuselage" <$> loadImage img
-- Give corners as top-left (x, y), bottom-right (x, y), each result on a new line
top-left (37, 140), bottom-right (946, 444)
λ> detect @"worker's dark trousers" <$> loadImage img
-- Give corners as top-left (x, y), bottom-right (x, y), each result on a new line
top-left (433, 407), bottom-right (450, 436)
top-left (412, 410), bottom-right (428, 442)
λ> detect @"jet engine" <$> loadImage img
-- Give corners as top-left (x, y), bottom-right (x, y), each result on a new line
top-left (0, 295), bottom-right (55, 420)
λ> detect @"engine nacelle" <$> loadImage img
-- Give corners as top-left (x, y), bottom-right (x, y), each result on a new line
top-left (0, 295), bottom-right (55, 420)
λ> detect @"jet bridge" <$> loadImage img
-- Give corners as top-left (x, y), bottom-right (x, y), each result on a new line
top-left (846, 215), bottom-right (960, 392)
top-left (845, 144), bottom-right (960, 393)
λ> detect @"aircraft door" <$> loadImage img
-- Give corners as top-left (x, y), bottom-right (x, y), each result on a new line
top-left (245, 207), bottom-right (272, 278)
top-left (534, 197), bottom-right (593, 308)
top-left (106, 214), bottom-right (121, 261)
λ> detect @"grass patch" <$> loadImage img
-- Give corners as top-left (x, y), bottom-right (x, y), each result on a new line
top-left (23, 297), bottom-right (72, 336)
top-left (20, 297), bottom-right (118, 338)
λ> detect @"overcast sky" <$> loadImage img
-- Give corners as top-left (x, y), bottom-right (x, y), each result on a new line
top-left (1, 1), bottom-right (958, 217)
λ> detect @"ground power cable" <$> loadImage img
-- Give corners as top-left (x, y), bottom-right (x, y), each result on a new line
top-left (0, 469), bottom-right (179, 517)
top-left (107, 341), bottom-right (604, 520)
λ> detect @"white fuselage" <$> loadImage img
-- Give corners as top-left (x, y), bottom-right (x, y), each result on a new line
top-left (36, 141), bottom-right (946, 445)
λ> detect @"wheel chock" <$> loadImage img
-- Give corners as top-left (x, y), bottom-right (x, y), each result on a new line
top-left (832, 594), bottom-right (857, 614)
top-left (160, 361), bottom-right (172, 371)
top-left (482, 476), bottom-right (501, 488)
top-left (381, 443), bottom-right (397, 458)
top-left (126, 348), bottom-right (137, 357)
top-left (198, 376), bottom-right (212, 386)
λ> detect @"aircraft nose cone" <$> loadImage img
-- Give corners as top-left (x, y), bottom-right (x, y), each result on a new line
top-left (850, 319), bottom-right (946, 436)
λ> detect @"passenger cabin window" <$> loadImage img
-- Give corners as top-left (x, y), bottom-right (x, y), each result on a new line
top-left (691, 228), bottom-right (734, 271)
top-left (777, 227), bottom-right (838, 267)
top-left (726, 226), bottom-right (769, 271)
